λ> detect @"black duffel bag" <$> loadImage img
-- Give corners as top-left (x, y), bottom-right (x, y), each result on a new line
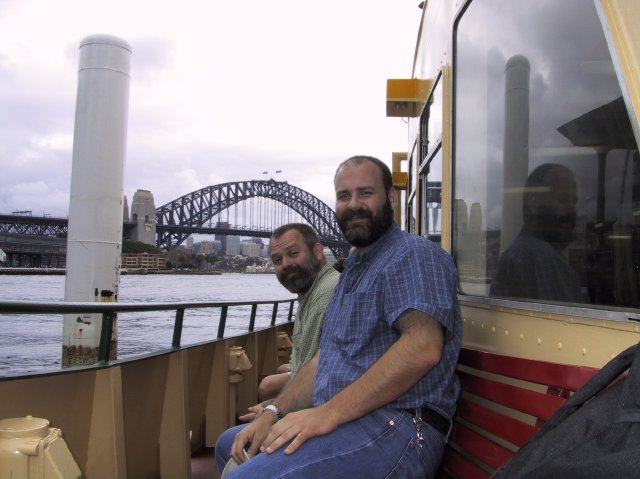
top-left (492, 342), bottom-right (640, 479)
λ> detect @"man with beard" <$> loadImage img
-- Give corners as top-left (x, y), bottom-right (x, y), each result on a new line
top-left (491, 163), bottom-right (584, 303)
top-left (244, 223), bottom-right (339, 410)
top-left (218, 156), bottom-right (461, 478)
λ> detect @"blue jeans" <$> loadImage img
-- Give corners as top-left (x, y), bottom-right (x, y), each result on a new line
top-left (215, 408), bottom-right (445, 478)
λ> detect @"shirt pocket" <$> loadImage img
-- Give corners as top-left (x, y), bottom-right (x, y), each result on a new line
top-left (332, 291), bottom-right (385, 349)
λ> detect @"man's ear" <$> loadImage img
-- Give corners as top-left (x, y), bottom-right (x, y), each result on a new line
top-left (389, 188), bottom-right (399, 211)
top-left (313, 242), bottom-right (324, 261)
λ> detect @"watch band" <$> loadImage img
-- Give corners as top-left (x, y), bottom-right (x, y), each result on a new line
top-left (264, 404), bottom-right (284, 420)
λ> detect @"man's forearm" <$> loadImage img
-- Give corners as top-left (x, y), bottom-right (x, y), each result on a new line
top-left (272, 352), bottom-right (318, 414)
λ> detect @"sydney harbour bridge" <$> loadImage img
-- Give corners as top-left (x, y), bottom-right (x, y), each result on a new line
top-left (156, 180), bottom-right (348, 256)
top-left (0, 180), bottom-right (350, 263)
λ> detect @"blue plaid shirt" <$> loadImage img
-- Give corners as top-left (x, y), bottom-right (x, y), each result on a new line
top-left (313, 224), bottom-right (461, 418)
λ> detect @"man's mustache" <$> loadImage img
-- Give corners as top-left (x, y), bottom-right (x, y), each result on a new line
top-left (342, 208), bottom-right (372, 221)
top-left (282, 265), bottom-right (302, 276)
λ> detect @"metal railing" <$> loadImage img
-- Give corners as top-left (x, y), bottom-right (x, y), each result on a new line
top-left (0, 298), bottom-right (297, 363)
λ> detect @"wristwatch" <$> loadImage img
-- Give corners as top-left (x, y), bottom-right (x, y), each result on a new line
top-left (264, 404), bottom-right (284, 420)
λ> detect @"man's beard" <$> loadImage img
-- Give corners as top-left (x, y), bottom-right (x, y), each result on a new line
top-left (276, 253), bottom-right (322, 294)
top-left (337, 199), bottom-right (394, 248)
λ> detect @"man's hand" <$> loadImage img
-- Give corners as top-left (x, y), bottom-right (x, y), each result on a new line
top-left (230, 352), bottom-right (320, 462)
top-left (261, 405), bottom-right (339, 455)
top-left (238, 404), bottom-right (264, 423)
top-left (230, 411), bottom-right (278, 464)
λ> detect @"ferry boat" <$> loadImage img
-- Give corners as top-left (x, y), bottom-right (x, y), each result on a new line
top-left (2, 1), bottom-right (640, 477)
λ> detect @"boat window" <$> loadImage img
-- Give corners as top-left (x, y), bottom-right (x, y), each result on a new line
top-left (419, 75), bottom-right (444, 244)
top-left (420, 75), bottom-right (443, 163)
top-left (419, 147), bottom-right (442, 244)
top-left (453, 0), bottom-right (640, 311)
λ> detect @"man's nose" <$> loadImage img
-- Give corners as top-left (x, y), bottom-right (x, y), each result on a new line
top-left (282, 256), bottom-right (293, 268)
top-left (347, 195), bottom-right (362, 209)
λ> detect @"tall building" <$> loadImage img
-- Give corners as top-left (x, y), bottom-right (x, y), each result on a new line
top-left (249, 237), bottom-right (267, 257)
top-left (455, 199), bottom-right (469, 233)
top-left (242, 240), bottom-right (262, 257)
top-left (210, 240), bottom-right (222, 255)
top-left (130, 190), bottom-right (156, 245)
top-left (215, 221), bottom-right (229, 254)
top-left (226, 236), bottom-right (241, 256)
top-left (469, 203), bottom-right (483, 231)
top-left (122, 195), bottom-right (129, 222)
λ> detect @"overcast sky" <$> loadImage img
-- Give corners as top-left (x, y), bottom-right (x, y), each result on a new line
top-left (0, 0), bottom-right (421, 218)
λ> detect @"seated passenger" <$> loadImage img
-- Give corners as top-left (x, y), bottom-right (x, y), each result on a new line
top-left (491, 163), bottom-right (584, 302)
top-left (216, 155), bottom-right (461, 478)
top-left (238, 223), bottom-right (339, 422)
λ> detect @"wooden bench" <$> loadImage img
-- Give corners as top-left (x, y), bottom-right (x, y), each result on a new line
top-left (436, 348), bottom-right (600, 478)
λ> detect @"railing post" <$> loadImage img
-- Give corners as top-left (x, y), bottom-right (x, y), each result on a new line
top-left (248, 304), bottom-right (258, 332)
top-left (97, 311), bottom-right (115, 363)
top-left (172, 308), bottom-right (185, 348)
top-left (287, 300), bottom-right (295, 321)
top-left (217, 306), bottom-right (228, 339)
top-left (271, 303), bottom-right (279, 326)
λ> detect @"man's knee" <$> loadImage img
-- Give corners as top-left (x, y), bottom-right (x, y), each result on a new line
top-left (215, 424), bottom-right (246, 470)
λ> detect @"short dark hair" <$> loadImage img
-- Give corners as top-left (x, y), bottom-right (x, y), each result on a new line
top-left (334, 155), bottom-right (393, 192)
top-left (269, 223), bottom-right (320, 252)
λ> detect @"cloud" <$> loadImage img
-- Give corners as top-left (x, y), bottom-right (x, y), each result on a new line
top-left (0, 0), bottom-right (421, 218)
top-left (0, 0), bottom-right (421, 220)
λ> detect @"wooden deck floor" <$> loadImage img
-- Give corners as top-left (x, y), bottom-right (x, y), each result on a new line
top-left (192, 448), bottom-right (221, 479)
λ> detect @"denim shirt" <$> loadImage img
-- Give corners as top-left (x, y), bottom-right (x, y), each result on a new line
top-left (313, 224), bottom-right (461, 418)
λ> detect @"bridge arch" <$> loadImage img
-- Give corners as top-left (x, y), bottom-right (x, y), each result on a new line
top-left (156, 180), bottom-right (349, 257)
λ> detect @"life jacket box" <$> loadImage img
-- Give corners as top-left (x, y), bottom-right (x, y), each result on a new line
top-left (0, 416), bottom-right (81, 479)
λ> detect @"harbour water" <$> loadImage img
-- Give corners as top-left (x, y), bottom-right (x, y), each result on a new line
top-left (0, 273), bottom-right (294, 377)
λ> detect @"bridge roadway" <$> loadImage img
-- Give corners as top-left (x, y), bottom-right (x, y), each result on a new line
top-left (0, 214), bottom-right (276, 238)
top-left (0, 218), bottom-right (348, 251)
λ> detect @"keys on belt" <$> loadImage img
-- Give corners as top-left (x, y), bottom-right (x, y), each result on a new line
top-left (404, 405), bottom-right (452, 444)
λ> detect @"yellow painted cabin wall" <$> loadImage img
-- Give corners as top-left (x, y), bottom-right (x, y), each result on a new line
top-left (460, 302), bottom-right (640, 368)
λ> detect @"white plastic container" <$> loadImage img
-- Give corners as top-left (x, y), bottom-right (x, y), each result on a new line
top-left (0, 416), bottom-right (81, 478)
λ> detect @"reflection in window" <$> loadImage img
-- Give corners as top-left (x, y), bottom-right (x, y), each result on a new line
top-left (404, 145), bottom-right (418, 233)
top-left (420, 148), bottom-right (442, 243)
top-left (454, 0), bottom-right (639, 309)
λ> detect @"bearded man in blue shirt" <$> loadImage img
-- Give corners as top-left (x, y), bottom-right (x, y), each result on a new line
top-left (219, 155), bottom-right (462, 478)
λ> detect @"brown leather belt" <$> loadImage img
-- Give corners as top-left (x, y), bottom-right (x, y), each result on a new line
top-left (405, 406), bottom-right (451, 437)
